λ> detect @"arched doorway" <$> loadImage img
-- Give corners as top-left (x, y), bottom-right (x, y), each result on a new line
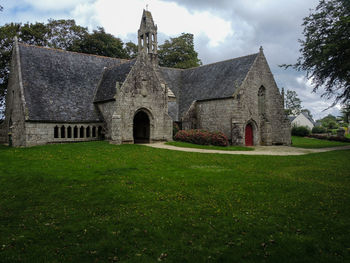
top-left (133, 110), bottom-right (150, 143)
top-left (245, 123), bottom-right (253, 146)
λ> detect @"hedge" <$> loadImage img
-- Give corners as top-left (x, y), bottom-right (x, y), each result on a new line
top-left (174, 129), bottom-right (229, 146)
top-left (291, 126), bottom-right (310, 137)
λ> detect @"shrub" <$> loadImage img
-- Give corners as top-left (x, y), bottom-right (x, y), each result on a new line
top-left (312, 126), bottom-right (327, 134)
top-left (174, 129), bottom-right (229, 146)
top-left (292, 126), bottom-right (311, 137)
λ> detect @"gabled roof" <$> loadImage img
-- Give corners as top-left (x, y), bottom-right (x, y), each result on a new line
top-left (289, 116), bottom-right (296, 122)
top-left (18, 44), bottom-right (125, 122)
top-left (94, 59), bottom-right (136, 103)
top-left (159, 67), bottom-right (182, 99)
top-left (162, 53), bottom-right (258, 117)
top-left (301, 111), bottom-right (315, 125)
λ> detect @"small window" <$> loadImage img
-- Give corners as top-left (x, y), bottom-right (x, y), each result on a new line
top-left (98, 126), bottom-right (102, 138)
top-left (61, 126), bottom-right (65, 138)
top-left (54, 126), bottom-right (59, 138)
top-left (92, 126), bottom-right (96, 137)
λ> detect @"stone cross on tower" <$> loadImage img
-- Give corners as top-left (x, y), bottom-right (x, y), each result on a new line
top-left (138, 9), bottom-right (158, 61)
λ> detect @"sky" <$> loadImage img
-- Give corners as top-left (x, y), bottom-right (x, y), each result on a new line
top-left (0, 0), bottom-right (342, 120)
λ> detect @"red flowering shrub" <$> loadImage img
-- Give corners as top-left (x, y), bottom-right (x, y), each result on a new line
top-left (174, 129), bottom-right (229, 146)
top-left (308, 134), bottom-right (350, 142)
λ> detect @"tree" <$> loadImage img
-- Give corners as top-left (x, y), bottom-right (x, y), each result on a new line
top-left (340, 104), bottom-right (350, 124)
top-left (318, 114), bottom-right (339, 129)
top-left (284, 0), bottom-right (350, 106)
top-left (158, 33), bottom-right (201, 69)
top-left (124, 41), bottom-right (138, 59)
top-left (69, 27), bottom-right (128, 59)
top-left (301, 109), bottom-right (313, 119)
top-left (46, 19), bottom-right (87, 50)
top-left (285, 90), bottom-right (302, 115)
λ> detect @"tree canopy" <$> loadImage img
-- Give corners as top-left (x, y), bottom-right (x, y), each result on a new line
top-left (158, 33), bottom-right (201, 69)
top-left (284, 90), bottom-right (302, 116)
top-left (69, 27), bottom-right (129, 59)
top-left (285, 0), bottom-right (350, 106)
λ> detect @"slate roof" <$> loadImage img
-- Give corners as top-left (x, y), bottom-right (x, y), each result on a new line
top-left (17, 43), bottom-right (259, 123)
top-left (159, 67), bottom-right (183, 99)
top-left (289, 116), bottom-right (296, 122)
top-left (94, 59), bottom-right (136, 103)
top-left (18, 44), bottom-right (125, 122)
top-left (163, 54), bottom-right (258, 118)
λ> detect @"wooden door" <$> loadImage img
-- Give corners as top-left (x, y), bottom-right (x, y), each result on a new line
top-left (245, 124), bottom-right (253, 146)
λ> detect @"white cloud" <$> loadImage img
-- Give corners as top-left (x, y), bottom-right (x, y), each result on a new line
top-left (22, 0), bottom-right (91, 11)
top-left (70, 0), bottom-right (233, 46)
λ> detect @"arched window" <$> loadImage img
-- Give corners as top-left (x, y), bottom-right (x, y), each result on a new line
top-left (80, 126), bottom-right (84, 138)
top-left (92, 126), bottom-right (96, 137)
top-left (74, 126), bottom-right (78, 138)
top-left (67, 126), bottom-right (72, 138)
top-left (86, 126), bottom-right (90, 138)
top-left (258, 86), bottom-right (266, 117)
top-left (61, 125), bottom-right (66, 138)
top-left (54, 126), bottom-right (59, 138)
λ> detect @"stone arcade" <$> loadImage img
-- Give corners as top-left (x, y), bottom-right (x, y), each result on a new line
top-left (0, 10), bottom-right (291, 147)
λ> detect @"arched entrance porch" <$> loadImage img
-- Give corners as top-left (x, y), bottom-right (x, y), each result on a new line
top-left (133, 110), bottom-right (150, 143)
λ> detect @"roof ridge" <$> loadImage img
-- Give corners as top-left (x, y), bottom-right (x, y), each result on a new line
top-left (103, 58), bottom-right (136, 71)
top-left (184, 52), bottom-right (259, 71)
top-left (18, 42), bottom-right (130, 62)
top-left (159, 66), bottom-right (184, 71)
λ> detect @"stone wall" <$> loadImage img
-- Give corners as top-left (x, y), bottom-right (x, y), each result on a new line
top-left (181, 50), bottom-right (291, 146)
top-left (4, 39), bottom-right (27, 147)
top-left (196, 98), bottom-right (235, 137)
top-left (111, 52), bottom-right (173, 144)
top-left (96, 101), bottom-right (116, 139)
top-left (25, 122), bottom-right (104, 147)
top-left (229, 50), bottom-right (291, 145)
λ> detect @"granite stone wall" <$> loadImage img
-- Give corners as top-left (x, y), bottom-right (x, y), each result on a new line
top-left (111, 52), bottom-right (173, 144)
top-left (237, 50), bottom-right (291, 145)
top-left (181, 50), bottom-right (291, 146)
top-left (25, 122), bottom-right (104, 147)
top-left (4, 40), bottom-right (27, 147)
top-left (96, 101), bottom-right (116, 140)
top-left (196, 98), bottom-right (235, 137)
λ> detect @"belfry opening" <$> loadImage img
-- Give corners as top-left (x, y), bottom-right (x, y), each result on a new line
top-left (133, 111), bottom-right (150, 143)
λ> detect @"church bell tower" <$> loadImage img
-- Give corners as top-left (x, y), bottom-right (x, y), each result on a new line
top-left (138, 9), bottom-right (158, 62)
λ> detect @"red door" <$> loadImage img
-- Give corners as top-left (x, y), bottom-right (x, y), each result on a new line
top-left (245, 124), bottom-right (253, 146)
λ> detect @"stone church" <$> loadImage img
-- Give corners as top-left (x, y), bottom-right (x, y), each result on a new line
top-left (0, 10), bottom-right (291, 147)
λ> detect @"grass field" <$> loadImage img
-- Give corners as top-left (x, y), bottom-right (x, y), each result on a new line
top-left (291, 136), bottom-right (350, 148)
top-left (165, 141), bottom-right (253, 151)
top-left (0, 142), bottom-right (349, 262)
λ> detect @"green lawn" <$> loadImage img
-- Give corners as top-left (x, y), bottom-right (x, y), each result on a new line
top-left (0, 142), bottom-right (349, 262)
top-left (292, 136), bottom-right (350, 148)
top-left (166, 141), bottom-right (253, 151)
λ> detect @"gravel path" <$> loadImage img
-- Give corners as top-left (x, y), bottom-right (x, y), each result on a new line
top-left (145, 143), bottom-right (350, 156)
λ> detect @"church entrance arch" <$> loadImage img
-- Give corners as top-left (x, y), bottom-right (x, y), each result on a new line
top-left (133, 110), bottom-right (150, 143)
top-left (245, 123), bottom-right (253, 146)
